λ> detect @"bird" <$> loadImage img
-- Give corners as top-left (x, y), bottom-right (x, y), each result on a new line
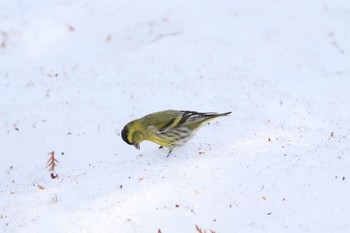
top-left (121, 110), bottom-right (231, 155)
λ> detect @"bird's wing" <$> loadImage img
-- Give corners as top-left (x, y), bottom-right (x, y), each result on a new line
top-left (145, 110), bottom-right (230, 133)
top-left (143, 110), bottom-right (183, 132)
top-left (178, 111), bottom-right (217, 123)
top-left (158, 111), bottom-right (218, 132)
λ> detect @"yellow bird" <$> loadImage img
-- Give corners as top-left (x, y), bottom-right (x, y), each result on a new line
top-left (121, 110), bottom-right (231, 154)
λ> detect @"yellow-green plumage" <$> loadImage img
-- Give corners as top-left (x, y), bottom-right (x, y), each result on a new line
top-left (121, 110), bottom-right (231, 153)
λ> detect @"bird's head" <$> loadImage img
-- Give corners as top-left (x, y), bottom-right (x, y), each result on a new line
top-left (121, 122), bottom-right (143, 150)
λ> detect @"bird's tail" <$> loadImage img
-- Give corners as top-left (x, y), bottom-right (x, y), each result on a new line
top-left (203, 111), bottom-right (232, 118)
top-left (215, 111), bottom-right (232, 117)
top-left (179, 110), bottom-right (231, 124)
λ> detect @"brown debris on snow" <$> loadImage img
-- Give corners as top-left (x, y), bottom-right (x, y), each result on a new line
top-left (195, 224), bottom-right (216, 233)
top-left (47, 151), bottom-right (59, 179)
top-left (47, 151), bottom-right (58, 171)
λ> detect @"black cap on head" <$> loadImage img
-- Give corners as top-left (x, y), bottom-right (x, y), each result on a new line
top-left (121, 126), bottom-right (132, 145)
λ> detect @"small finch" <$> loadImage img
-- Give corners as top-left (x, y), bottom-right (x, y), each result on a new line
top-left (121, 110), bottom-right (231, 155)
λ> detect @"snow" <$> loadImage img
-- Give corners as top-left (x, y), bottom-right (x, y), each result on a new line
top-left (1, 0), bottom-right (350, 232)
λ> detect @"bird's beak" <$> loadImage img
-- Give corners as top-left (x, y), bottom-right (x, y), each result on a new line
top-left (134, 143), bottom-right (140, 150)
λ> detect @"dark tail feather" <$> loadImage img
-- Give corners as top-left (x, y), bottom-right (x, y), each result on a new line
top-left (204, 111), bottom-right (232, 117)
top-left (216, 111), bottom-right (232, 117)
top-left (179, 110), bottom-right (231, 123)
top-left (201, 111), bottom-right (231, 124)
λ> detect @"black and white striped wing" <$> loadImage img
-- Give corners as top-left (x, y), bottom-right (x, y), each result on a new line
top-left (178, 111), bottom-right (217, 124)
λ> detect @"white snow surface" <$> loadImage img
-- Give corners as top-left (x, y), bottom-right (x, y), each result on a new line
top-left (1, 0), bottom-right (350, 232)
